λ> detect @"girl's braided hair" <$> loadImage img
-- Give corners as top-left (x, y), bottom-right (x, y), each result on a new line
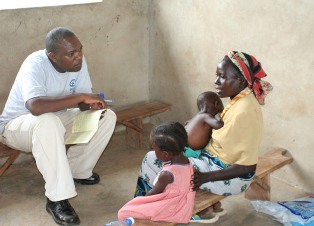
top-left (150, 121), bottom-right (187, 155)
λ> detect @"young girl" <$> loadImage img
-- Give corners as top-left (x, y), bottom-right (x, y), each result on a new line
top-left (118, 121), bottom-right (195, 224)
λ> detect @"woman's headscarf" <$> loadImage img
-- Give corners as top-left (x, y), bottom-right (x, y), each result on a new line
top-left (226, 51), bottom-right (273, 105)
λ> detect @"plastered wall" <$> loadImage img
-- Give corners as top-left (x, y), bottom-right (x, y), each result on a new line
top-left (149, 0), bottom-right (314, 193)
top-left (0, 0), bottom-right (150, 109)
top-left (1, 0), bottom-right (313, 193)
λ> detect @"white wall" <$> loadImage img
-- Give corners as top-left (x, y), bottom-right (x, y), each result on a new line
top-left (0, 0), bottom-right (150, 108)
top-left (1, 0), bottom-right (313, 193)
top-left (149, 0), bottom-right (314, 193)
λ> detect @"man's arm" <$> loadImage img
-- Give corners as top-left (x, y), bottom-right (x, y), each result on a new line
top-left (26, 93), bottom-right (107, 115)
top-left (193, 164), bottom-right (256, 190)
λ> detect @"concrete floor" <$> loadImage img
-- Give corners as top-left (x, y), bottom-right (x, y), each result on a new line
top-left (0, 123), bottom-right (309, 226)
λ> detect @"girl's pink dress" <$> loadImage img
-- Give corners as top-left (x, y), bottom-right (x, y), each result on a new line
top-left (118, 160), bottom-right (195, 224)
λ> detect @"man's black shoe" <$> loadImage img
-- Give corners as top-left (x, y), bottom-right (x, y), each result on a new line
top-left (74, 172), bottom-right (100, 185)
top-left (46, 199), bottom-right (80, 225)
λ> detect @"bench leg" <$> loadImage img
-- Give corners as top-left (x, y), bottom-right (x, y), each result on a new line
top-left (245, 174), bottom-right (270, 200)
top-left (126, 118), bottom-right (143, 148)
top-left (0, 150), bottom-right (20, 176)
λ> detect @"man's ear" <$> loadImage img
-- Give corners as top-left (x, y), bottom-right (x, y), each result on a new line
top-left (48, 52), bottom-right (57, 63)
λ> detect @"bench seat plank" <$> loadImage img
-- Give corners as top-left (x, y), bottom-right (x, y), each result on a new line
top-left (254, 148), bottom-right (293, 179)
top-left (244, 147), bottom-right (293, 200)
top-left (193, 190), bottom-right (224, 214)
top-left (134, 219), bottom-right (176, 226)
top-left (116, 101), bottom-right (171, 124)
top-left (115, 101), bottom-right (171, 148)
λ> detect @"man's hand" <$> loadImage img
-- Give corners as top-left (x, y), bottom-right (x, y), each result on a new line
top-left (26, 93), bottom-right (107, 115)
top-left (78, 94), bottom-right (107, 111)
top-left (83, 93), bottom-right (107, 110)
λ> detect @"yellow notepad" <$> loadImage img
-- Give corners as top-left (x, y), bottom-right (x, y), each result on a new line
top-left (65, 109), bottom-right (103, 144)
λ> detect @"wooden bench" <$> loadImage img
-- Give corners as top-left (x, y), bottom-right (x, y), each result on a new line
top-left (115, 101), bottom-right (171, 148)
top-left (193, 147), bottom-right (293, 214)
top-left (0, 101), bottom-right (171, 175)
top-left (133, 147), bottom-right (293, 226)
top-left (0, 142), bottom-right (21, 176)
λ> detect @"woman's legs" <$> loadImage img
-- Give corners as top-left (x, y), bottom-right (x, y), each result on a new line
top-left (190, 152), bottom-right (254, 218)
top-left (136, 151), bottom-right (253, 196)
top-left (134, 151), bottom-right (163, 197)
top-left (190, 152), bottom-right (254, 196)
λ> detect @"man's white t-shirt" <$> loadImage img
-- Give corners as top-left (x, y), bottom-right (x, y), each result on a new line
top-left (0, 49), bottom-right (93, 134)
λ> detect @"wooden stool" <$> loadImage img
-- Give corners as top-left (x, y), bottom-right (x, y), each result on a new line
top-left (0, 142), bottom-right (20, 176)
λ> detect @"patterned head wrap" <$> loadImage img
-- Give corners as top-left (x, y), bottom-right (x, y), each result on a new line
top-left (226, 51), bottom-right (273, 105)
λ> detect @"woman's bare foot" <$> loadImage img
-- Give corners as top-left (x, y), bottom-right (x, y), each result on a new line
top-left (213, 201), bottom-right (227, 216)
top-left (196, 202), bottom-right (227, 219)
top-left (197, 206), bottom-right (214, 218)
top-left (213, 201), bottom-right (223, 212)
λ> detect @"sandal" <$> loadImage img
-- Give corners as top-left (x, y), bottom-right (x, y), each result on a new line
top-left (190, 214), bottom-right (219, 224)
top-left (214, 208), bottom-right (227, 217)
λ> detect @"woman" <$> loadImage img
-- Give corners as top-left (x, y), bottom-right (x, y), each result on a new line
top-left (134, 51), bottom-right (273, 222)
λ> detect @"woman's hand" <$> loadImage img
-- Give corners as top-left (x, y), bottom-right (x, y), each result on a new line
top-left (192, 164), bottom-right (257, 191)
top-left (192, 169), bottom-right (210, 191)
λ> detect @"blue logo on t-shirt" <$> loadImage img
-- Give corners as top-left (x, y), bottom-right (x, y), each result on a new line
top-left (69, 79), bottom-right (76, 87)
top-left (69, 79), bottom-right (76, 94)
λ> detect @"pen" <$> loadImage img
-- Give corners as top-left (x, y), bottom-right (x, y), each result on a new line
top-left (99, 93), bottom-right (113, 103)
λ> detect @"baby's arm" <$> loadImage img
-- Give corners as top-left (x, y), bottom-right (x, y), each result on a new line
top-left (146, 171), bottom-right (173, 196)
top-left (214, 112), bottom-right (222, 121)
top-left (202, 113), bottom-right (224, 129)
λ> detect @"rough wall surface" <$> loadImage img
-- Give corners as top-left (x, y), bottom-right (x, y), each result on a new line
top-left (1, 0), bottom-right (313, 193)
top-left (149, 0), bottom-right (314, 193)
top-left (0, 0), bottom-right (150, 108)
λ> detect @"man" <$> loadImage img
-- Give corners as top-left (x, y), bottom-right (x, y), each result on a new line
top-left (0, 27), bottom-right (116, 225)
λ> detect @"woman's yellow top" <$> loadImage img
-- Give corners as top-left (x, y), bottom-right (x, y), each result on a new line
top-left (206, 88), bottom-right (263, 165)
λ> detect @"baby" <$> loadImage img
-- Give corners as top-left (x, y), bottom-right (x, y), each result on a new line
top-left (184, 91), bottom-right (224, 158)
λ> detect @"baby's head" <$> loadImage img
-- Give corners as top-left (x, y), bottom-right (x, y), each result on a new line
top-left (150, 121), bottom-right (187, 162)
top-left (197, 91), bottom-right (224, 115)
